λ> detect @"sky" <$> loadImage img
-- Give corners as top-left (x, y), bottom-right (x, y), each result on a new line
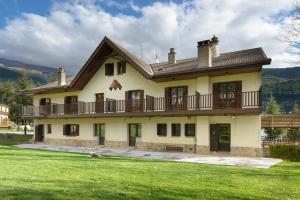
top-left (0, 0), bottom-right (298, 74)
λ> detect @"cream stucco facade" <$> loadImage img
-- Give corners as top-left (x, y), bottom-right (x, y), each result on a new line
top-left (32, 56), bottom-right (263, 157)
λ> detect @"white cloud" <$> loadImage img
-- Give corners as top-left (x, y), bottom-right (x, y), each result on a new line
top-left (0, 0), bottom-right (298, 74)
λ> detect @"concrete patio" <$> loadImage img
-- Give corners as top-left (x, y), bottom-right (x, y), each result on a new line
top-left (15, 144), bottom-right (282, 168)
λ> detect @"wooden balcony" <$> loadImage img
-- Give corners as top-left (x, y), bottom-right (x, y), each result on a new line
top-left (22, 91), bottom-right (262, 118)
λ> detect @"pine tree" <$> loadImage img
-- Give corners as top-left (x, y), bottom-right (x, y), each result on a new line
top-left (265, 95), bottom-right (283, 139)
top-left (9, 71), bottom-right (34, 125)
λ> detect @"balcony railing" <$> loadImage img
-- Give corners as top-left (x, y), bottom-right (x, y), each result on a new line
top-left (22, 91), bottom-right (261, 117)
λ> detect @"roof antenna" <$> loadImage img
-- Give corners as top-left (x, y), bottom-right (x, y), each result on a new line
top-left (155, 49), bottom-right (159, 63)
top-left (141, 43), bottom-right (144, 60)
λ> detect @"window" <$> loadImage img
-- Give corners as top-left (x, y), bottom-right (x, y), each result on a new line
top-left (47, 124), bottom-right (52, 134)
top-left (117, 62), bottom-right (126, 75)
top-left (171, 123), bottom-right (181, 136)
top-left (63, 124), bottom-right (79, 136)
top-left (213, 81), bottom-right (242, 108)
top-left (185, 124), bottom-right (195, 137)
top-left (105, 63), bottom-right (114, 76)
top-left (94, 124), bottom-right (105, 137)
top-left (157, 124), bottom-right (167, 136)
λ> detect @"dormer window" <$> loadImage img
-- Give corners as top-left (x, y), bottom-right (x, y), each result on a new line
top-left (117, 62), bottom-right (126, 75)
top-left (105, 63), bottom-right (114, 76)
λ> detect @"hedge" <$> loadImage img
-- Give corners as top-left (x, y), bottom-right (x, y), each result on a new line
top-left (269, 144), bottom-right (300, 162)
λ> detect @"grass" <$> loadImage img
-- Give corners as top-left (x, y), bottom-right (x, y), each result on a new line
top-left (0, 134), bottom-right (32, 145)
top-left (0, 145), bottom-right (299, 200)
top-left (0, 135), bottom-right (299, 199)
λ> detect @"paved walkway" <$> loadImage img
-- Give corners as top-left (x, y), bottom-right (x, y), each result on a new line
top-left (15, 144), bottom-right (282, 168)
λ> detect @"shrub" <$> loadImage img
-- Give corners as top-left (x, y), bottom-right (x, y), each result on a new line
top-left (269, 144), bottom-right (300, 162)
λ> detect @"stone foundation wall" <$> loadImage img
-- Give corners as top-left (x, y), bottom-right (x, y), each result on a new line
top-left (136, 142), bottom-right (196, 153)
top-left (43, 138), bottom-right (262, 157)
top-left (196, 145), bottom-right (262, 157)
top-left (231, 147), bottom-right (262, 157)
top-left (44, 138), bottom-right (96, 146)
top-left (105, 140), bottom-right (128, 148)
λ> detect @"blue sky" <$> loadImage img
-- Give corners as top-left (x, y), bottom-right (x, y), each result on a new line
top-left (0, 0), bottom-right (297, 72)
top-left (0, 0), bottom-right (185, 27)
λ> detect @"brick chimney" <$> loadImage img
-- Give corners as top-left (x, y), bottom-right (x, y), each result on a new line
top-left (57, 67), bottom-right (66, 86)
top-left (197, 39), bottom-right (212, 68)
top-left (168, 48), bottom-right (176, 64)
top-left (211, 35), bottom-right (219, 57)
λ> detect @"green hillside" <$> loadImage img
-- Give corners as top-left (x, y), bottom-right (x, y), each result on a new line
top-left (262, 67), bottom-right (300, 112)
top-left (0, 66), bottom-right (48, 85)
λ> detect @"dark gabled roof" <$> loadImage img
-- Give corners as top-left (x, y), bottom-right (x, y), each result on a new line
top-left (151, 48), bottom-right (270, 75)
top-left (70, 36), bottom-right (153, 89)
top-left (24, 36), bottom-right (271, 94)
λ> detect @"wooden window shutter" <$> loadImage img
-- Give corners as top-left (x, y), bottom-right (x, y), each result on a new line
top-left (63, 125), bottom-right (66, 135)
top-left (213, 83), bottom-right (219, 109)
top-left (235, 81), bottom-right (242, 108)
top-left (105, 64), bottom-right (109, 75)
top-left (195, 91), bottom-right (200, 109)
top-left (165, 87), bottom-right (171, 111)
top-left (76, 125), bottom-right (79, 136)
top-left (146, 95), bottom-right (154, 111)
top-left (125, 91), bottom-right (130, 112)
top-left (123, 63), bottom-right (126, 73)
top-left (183, 86), bottom-right (188, 110)
top-left (139, 90), bottom-right (144, 112)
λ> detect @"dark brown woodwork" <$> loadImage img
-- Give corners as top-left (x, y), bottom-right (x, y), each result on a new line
top-left (117, 62), bottom-right (126, 74)
top-left (195, 91), bottom-right (200, 109)
top-left (125, 91), bottom-right (129, 112)
top-left (106, 98), bottom-right (116, 112)
top-left (213, 81), bottom-right (242, 109)
top-left (210, 124), bottom-right (219, 151)
top-left (210, 124), bottom-right (230, 152)
top-left (39, 98), bottom-right (51, 115)
top-left (95, 93), bottom-right (104, 113)
top-left (146, 95), bottom-right (154, 111)
top-left (22, 91), bottom-right (262, 118)
top-left (35, 124), bottom-right (44, 142)
top-left (64, 96), bottom-right (78, 114)
top-left (165, 87), bottom-right (171, 111)
top-left (126, 90), bottom-right (144, 112)
top-left (235, 81), bottom-right (242, 108)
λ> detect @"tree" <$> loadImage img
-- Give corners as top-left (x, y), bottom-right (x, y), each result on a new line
top-left (9, 71), bottom-right (34, 125)
top-left (287, 102), bottom-right (300, 142)
top-left (265, 96), bottom-right (283, 139)
top-left (281, 2), bottom-right (300, 62)
top-left (266, 95), bottom-right (281, 114)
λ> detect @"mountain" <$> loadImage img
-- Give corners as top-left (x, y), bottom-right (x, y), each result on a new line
top-left (262, 67), bottom-right (300, 112)
top-left (0, 58), bottom-right (56, 85)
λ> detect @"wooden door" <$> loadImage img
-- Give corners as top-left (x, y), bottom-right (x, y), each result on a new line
top-left (95, 93), bottom-right (104, 113)
top-left (213, 81), bottom-right (242, 109)
top-left (39, 98), bottom-right (51, 115)
top-left (210, 124), bottom-right (231, 152)
top-left (64, 96), bottom-right (78, 114)
top-left (210, 124), bottom-right (219, 151)
top-left (166, 86), bottom-right (188, 111)
top-left (35, 124), bottom-right (44, 142)
top-left (128, 90), bottom-right (144, 112)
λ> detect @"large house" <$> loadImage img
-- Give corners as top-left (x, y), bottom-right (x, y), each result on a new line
top-left (22, 36), bottom-right (271, 156)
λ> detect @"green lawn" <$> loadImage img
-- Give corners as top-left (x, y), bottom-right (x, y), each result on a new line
top-left (0, 134), bottom-right (32, 145)
top-left (0, 145), bottom-right (299, 200)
